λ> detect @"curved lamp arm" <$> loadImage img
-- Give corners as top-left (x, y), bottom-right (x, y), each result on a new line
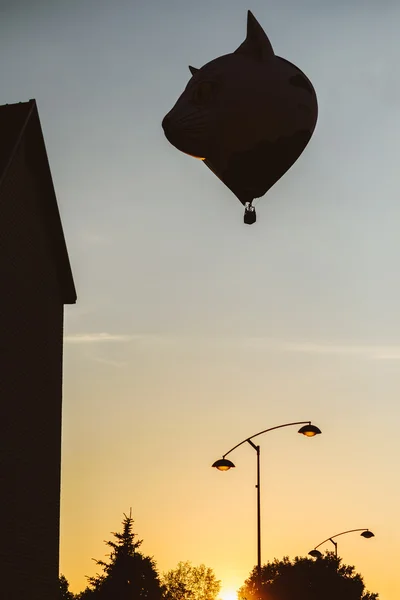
top-left (222, 421), bottom-right (313, 458)
top-left (314, 529), bottom-right (374, 551)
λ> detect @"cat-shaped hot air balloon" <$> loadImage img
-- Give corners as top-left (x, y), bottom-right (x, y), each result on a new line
top-left (162, 10), bottom-right (318, 224)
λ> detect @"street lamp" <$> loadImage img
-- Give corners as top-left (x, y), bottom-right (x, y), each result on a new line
top-left (212, 420), bottom-right (321, 589)
top-left (308, 528), bottom-right (375, 559)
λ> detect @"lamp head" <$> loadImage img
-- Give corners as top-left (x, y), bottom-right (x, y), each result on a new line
top-left (309, 549), bottom-right (323, 559)
top-left (212, 458), bottom-right (235, 471)
top-left (361, 530), bottom-right (375, 539)
top-left (298, 423), bottom-right (322, 437)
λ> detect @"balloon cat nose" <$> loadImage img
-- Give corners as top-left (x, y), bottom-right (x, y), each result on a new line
top-left (162, 115), bottom-right (171, 133)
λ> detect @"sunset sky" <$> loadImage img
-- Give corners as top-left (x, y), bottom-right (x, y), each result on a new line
top-left (1, 0), bottom-right (400, 598)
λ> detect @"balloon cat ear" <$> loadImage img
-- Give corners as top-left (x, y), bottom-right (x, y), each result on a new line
top-left (189, 65), bottom-right (199, 75)
top-left (234, 10), bottom-right (274, 61)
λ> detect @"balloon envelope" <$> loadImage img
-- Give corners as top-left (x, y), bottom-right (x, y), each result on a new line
top-left (162, 11), bottom-right (318, 211)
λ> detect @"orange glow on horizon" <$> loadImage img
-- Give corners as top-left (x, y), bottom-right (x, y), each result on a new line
top-left (219, 587), bottom-right (239, 600)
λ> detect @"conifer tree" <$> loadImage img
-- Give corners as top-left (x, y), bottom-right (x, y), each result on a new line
top-left (84, 509), bottom-right (162, 600)
top-left (59, 574), bottom-right (75, 599)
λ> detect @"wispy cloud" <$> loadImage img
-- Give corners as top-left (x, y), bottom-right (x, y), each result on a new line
top-left (63, 332), bottom-right (400, 360)
top-left (190, 336), bottom-right (400, 361)
top-left (64, 333), bottom-right (133, 344)
top-left (282, 341), bottom-right (370, 355)
top-left (374, 351), bottom-right (400, 361)
top-left (89, 356), bottom-right (128, 368)
top-left (280, 340), bottom-right (400, 360)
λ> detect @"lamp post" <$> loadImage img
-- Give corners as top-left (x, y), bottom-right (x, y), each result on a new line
top-left (212, 421), bottom-right (321, 591)
top-left (308, 528), bottom-right (375, 560)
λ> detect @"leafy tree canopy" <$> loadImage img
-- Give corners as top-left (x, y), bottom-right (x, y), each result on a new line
top-left (161, 561), bottom-right (221, 600)
top-left (238, 552), bottom-right (378, 600)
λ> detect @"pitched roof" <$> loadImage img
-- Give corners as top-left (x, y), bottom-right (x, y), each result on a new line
top-left (0, 99), bottom-right (77, 304)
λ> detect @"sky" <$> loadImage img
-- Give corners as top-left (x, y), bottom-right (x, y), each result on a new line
top-left (1, 0), bottom-right (400, 597)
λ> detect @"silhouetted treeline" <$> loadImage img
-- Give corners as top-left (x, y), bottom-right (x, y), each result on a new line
top-left (59, 510), bottom-right (220, 600)
top-left (238, 553), bottom-right (378, 600)
top-left (60, 512), bottom-right (379, 600)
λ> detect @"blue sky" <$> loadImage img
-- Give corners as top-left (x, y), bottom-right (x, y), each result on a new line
top-left (1, 1), bottom-right (400, 597)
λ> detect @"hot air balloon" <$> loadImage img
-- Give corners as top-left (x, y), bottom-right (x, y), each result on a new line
top-left (162, 10), bottom-right (318, 224)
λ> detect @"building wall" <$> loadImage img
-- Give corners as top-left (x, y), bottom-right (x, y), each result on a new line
top-left (0, 124), bottom-right (65, 599)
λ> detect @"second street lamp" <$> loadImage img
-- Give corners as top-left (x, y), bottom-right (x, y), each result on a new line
top-left (309, 528), bottom-right (375, 559)
top-left (212, 420), bottom-right (322, 591)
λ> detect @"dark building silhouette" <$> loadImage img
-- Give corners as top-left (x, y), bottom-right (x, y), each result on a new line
top-left (0, 100), bottom-right (76, 599)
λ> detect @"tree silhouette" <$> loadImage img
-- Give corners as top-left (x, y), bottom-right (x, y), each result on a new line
top-left (161, 561), bottom-right (221, 600)
top-left (238, 553), bottom-right (378, 600)
top-left (75, 587), bottom-right (97, 599)
top-left (59, 574), bottom-right (76, 599)
top-left (80, 509), bottom-right (162, 600)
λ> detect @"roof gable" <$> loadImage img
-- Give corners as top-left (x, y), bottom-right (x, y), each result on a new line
top-left (0, 99), bottom-right (77, 304)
